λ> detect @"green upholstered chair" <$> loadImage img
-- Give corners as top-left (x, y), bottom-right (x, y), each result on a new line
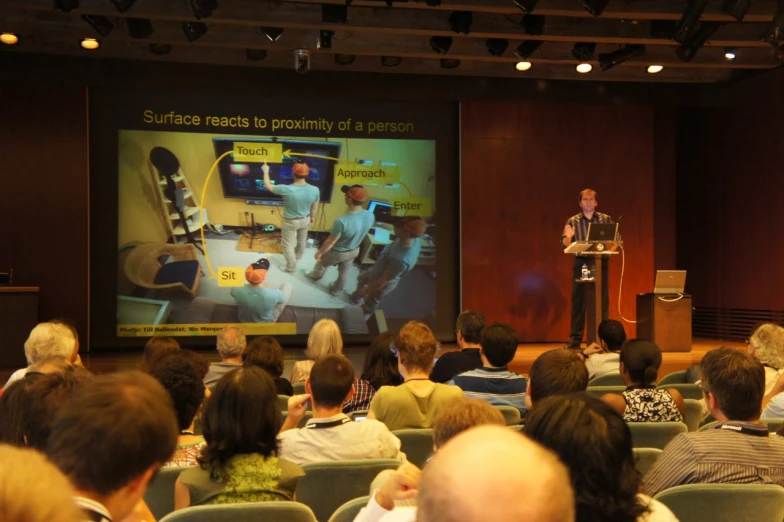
top-left (653, 484), bottom-right (784, 522)
top-left (144, 466), bottom-right (192, 521)
top-left (632, 447), bottom-right (662, 477)
top-left (495, 405), bottom-right (523, 426)
top-left (327, 497), bottom-right (370, 522)
top-left (392, 428), bottom-right (434, 468)
top-left (159, 502), bottom-right (317, 522)
top-left (658, 382), bottom-right (703, 400)
top-left (588, 371), bottom-right (624, 386)
top-left (683, 398), bottom-right (704, 432)
top-left (657, 370), bottom-right (688, 385)
top-left (586, 385), bottom-right (626, 398)
top-left (627, 422), bottom-right (687, 449)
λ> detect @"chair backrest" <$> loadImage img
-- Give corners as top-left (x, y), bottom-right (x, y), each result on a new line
top-left (586, 385), bottom-right (626, 398)
top-left (293, 381), bottom-right (307, 395)
top-left (297, 459), bottom-right (402, 522)
top-left (282, 411), bottom-right (313, 428)
top-left (683, 398), bottom-right (704, 432)
top-left (495, 405), bottom-right (522, 426)
top-left (278, 394), bottom-right (290, 411)
top-left (145, 466), bottom-right (192, 521)
top-left (653, 484), bottom-right (784, 522)
top-left (347, 410), bottom-right (369, 421)
top-left (159, 501), bottom-right (318, 522)
top-left (588, 371), bottom-right (624, 386)
top-left (632, 447), bottom-right (662, 477)
top-left (392, 428), bottom-right (434, 468)
top-left (327, 496), bottom-right (370, 522)
top-left (658, 382), bottom-right (703, 400)
top-left (764, 418), bottom-right (784, 433)
top-left (627, 422), bottom-right (688, 449)
top-left (657, 370), bottom-right (688, 385)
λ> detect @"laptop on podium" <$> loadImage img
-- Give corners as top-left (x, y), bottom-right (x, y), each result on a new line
top-left (654, 270), bottom-right (687, 294)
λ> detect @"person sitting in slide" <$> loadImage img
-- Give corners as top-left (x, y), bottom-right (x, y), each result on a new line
top-left (307, 184), bottom-right (375, 296)
top-left (230, 258), bottom-right (292, 323)
top-left (262, 161), bottom-right (320, 273)
top-left (350, 216), bottom-right (425, 317)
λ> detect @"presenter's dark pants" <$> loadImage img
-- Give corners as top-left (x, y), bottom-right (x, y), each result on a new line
top-left (569, 257), bottom-right (609, 347)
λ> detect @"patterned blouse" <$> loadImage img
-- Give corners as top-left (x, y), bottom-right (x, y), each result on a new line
top-left (622, 387), bottom-right (683, 423)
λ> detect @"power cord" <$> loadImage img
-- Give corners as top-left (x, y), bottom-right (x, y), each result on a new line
top-left (617, 244), bottom-right (637, 324)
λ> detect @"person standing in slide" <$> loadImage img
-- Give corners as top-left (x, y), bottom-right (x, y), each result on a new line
top-left (560, 189), bottom-right (615, 349)
top-left (262, 161), bottom-right (320, 273)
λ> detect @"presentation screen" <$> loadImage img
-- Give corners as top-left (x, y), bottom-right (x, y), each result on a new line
top-left (89, 89), bottom-right (459, 347)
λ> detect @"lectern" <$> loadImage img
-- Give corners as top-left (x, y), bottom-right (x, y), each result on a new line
top-left (0, 287), bottom-right (39, 369)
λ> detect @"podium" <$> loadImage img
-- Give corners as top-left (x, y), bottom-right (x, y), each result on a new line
top-left (0, 287), bottom-right (39, 369)
top-left (565, 240), bottom-right (619, 344)
top-left (636, 293), bottom-right (692, 352)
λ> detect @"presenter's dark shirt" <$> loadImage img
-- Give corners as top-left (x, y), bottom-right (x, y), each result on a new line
top-left (562, 212), bottom-right (615, 245)
top-left (430, 348), bottom-right (482, 384)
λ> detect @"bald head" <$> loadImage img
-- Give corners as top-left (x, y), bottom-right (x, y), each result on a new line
top-left (416, 426), bottom-right (574, 522)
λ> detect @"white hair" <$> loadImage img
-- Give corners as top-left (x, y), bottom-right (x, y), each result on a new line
top-left (216, 327), bottom-right (246, 359)
top-left (23, 323), bottom-right (76, 365)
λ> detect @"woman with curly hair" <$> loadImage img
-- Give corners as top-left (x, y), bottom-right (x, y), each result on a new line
top-left (747, 323), bottom-right (784, 394)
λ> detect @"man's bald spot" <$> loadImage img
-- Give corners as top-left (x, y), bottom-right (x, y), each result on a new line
top-left (416, 425), bottom-right (574, 522)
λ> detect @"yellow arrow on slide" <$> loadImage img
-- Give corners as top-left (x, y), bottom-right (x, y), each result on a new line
top-left (199, 149), bottom-right (234, 279)
top-left (283, 149), bottom-right (341, 162)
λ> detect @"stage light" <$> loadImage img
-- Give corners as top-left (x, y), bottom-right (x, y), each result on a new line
top-left (189, 0), bottom-right (218, 19)
top-left (381, 56), bottom-right (402, 66)
top-left (515, 61), bottom-right (532, 71)
top-left (182, 22), bottom-right (207, 42)
top-left (520, 14), bottom-right (545, 36)
top-left (440, 58), bottom-right (460, 68)
top-left (514, 0), bottom-right (540, 13)
top-left (576, 63), bottom-right (592, 73)
top-left (322, 5), bottom-right (348, 23)
top-left (485, 38), bottom-right (509, 56)
top-left (1, 33), bottom-right (19, 45)
top-left (259, 27), bottom-right (284, 42)
top-left (81, 15), bottom-right (114, 37)
top-left (109, 0), bottom-right (136, 12)
top-left (724, 47), bottom-right (737, 60)
top-left (672, 0), bottom-right (708, 44)
top-left (514, 40), bottom-right (542, 60)
top-left (721, 0), bottom-right (750, 22)
top-left (429, 36), bottom-right (452, 54)
top-left (54, 0), bottom-right (80, 12)
top-left (762, 3), bottom-right (784, 46)
top-left (448, 11), bottom-right (473, 34)
top-left (582, 0), bottom-right (610, 16)
top-left (598, 44), bottom-right (645, 71)
top-left (149, 43), bottom-right (172, 55)
top-left (647, 64), bottom-right (663, 74)
top-left (334, 54), bottom-right (355, 65)
top-left (571, 42), bottom-right (596, 61)
top-left (676, 22), bottom-right (720, 62)
top-left (246, 48), bottom-right (267, 61)
top-left (80, 38), bottom-right (100, 50)
top-left (127, 18), bottom-right (153, 39)
top-left (317, 29), bottom-right (333, 49)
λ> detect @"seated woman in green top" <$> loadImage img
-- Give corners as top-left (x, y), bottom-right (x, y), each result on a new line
top-left (174, 367), bottom-right (304, 509)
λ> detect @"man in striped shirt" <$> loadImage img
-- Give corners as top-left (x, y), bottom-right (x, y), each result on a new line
top-left (644, 347), bottom-right (784, 496)
top-left (448, 323), bottom-right (527, 413)
top-left (560, 188), bottom-right (616, 349)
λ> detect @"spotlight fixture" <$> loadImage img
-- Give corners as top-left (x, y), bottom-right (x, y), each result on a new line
top-left (571, 42), bottom-right (596, 61)
top-left (575, 63), bottom-right (592, 73)
top-left (485, 38), bottom-right (509, 56)
top-left (127, 18), bottom-right (154, 39)
top-left (582, 0), bottom-right (609, 16)
top-left (0, 32), bottom-right (19, 45)
top-left (515, 61), bottom-right (532, 71)
top-left (448, 11), bottom-right (473, 34)
top-left (80, 38), bottom-right (100, 50)
top-left (721, 0), bottom-right (751, 22)
top-left (317, 29), bottom-right (333, 50)
top-left (514, 0), bottom-right (540, 13)
top-left (381, 56), bottom-right (402, 67)
top-left (672, 0), bottom-right (708, 44)
top-left (322, 5), bottom-right (348, 23)
top-left (109, 0), bottom-right (136, 12)
top-left (81, 15), bottom-right (114, 37)
top-left (676, 21), bottom-right (721, 62)
top-left (246, 48), bottom-right (267, 61)
top-left (724, 46), bottom-right (737, 60)
top-left (149, 43), bottom-right (172, 55)
top-left (259, 27), bottom-right (284, 42)
top-left (429, 35), bottom-right (452, 54)
top-left (189, 0), bottom-right (218, 19)
top-left (647, 65), bottom-right (663, 74)
top-left (182, 22), bottom-right (207, 42)
top-left (334, 54), bottom-right (355, 65)
top-left (514, 40), bottom-right (542, 60)
top-left (598, 44), bottom-right (645, 71)
top-left (762, 4), bottom-right (784, 46)
top-left (440, 58), bottom-right (460, 69)
top-left (54, 0), bottom-right (80, 12)
top-left (520, 14), bottom-right (545, 36)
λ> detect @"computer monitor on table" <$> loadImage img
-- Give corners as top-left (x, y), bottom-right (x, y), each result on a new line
top-left (368, 200), bottom-right (400, 227)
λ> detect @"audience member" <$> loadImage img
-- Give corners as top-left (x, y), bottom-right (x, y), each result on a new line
top-left (430, 310), bottom-right (485, 383)
top-left (0, 375), bottom-right (43, 446)
top-left (291, 318), bottom-right (343, 384)
top-left (138, 336), bottom-right (181, 373)
top-left (449, 322), bottom-right (527, 413)
top-left (279, 355), bottom-right (406, 465)
top-left (762, 370), bottom-right (784, 419)
top-left (0, 445), bottom-right (84, 522)
top-left (204, 327), bottom-right (246, 387)
top-left (3, 322), bottom-right (79, 389)
top-left (602, 340), bottom-right (685, 422)
top-left (525, 393), bottom-right (678, 522)
top-left (149, 352), bottom-right (208, 467)
top-left (747, 323), bottom-right (784, 394)
top-left (50, 317), bottom-right (84, 367)
top-left (581, 319), bottom-right (626, 379)
top-left (354, 425), bottom-right (574, 522)
top-left (243, 336), bottom-right (294, 396)
top-left (644, 347), bottom-right (784, 496)
top-left (47, 371), bottom-right (178, 522)
top-left (526, 349), bottom-right (589, 411)
top-left (344, 332), bottom-right (403, 413)
top-left (368, 321), bottom-right (463, 431)
top-left (176, 367), bottom-right (303, 508)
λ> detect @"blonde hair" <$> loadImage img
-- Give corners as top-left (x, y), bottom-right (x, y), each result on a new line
top-left (305, 319), bottom-right (343, 360)
top-left (433, 397), bottom-right (506, 448)
top-left (23, 323), bottom-right (76, 365)
top-left (749, 323), bottom-right (784, 370)
top-left (0, 445), bottom-right (83, 522)
top-left (579, 188), bottom-right (597, 200)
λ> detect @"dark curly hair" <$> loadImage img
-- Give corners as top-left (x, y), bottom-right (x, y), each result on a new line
top-left (361, 332), bottom-right (403, 391)
top-left (139, 337), bottom-right (181, 373)
top-left (243, 336), bottom-right (285, 378)
top-left (199, 367), bottom-right (281, 478)
top-left (524, 392), bottom-right (648, 522)
top-left (149, 352), bottom-right (207, 431)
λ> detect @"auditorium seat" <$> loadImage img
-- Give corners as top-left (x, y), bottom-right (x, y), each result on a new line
top-left (327, 496), bottom-right (370, 522)
top-left (278, 394), bottom-right (290, 411)
top-left (586, 385), bottom-right (626, 398)
top-left (282, 410), bottom-right (313, 428)
top-left (653, 484), bottom-right (784, 522)
top-left (293, 382), bottom-right (307, 395)
top-left (392, 428), bottom-right (433, 468)
top-left (657, 382), bottom-right (702, 400)
top-left (764, 418), bottom-right (784, 433)
top-left (495, 405), bottom-right (522, 425)
top-left (158, 501), bottom-right (317, 522)
top-left (627, 422), bottom-right (687, 449)
top-left (587, 371), bottom-right (624, 386)
top-left (683, 399), bottom-right (704, 432)
top-left (348, 410), bottom-right (369, 421)
top-left (632, 447), bottom-right (662, 476)
top-left (145, 466), bottom-right (191, 521)
top-left (657, 370), bottom-right (688, 386)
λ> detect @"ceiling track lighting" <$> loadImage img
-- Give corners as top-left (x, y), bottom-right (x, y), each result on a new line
top-left (429, 35), bottom-right (452, 54)
top-left (571, 42), bottom-right (596, 61)
top-left (676, 21), bottom-right (721, 62)
top-left (149, 43), bottom-right (172, 55)
top-left (80, 37), bottom-right (100, 50)
top-left (182, 21), bottom-right (208, 42)
top-left (189, 0), bottom-right (218, 19)
top-left (448, 11), bottom-right (473, 34)
top-left (81, 15), bottom-right (114, 37)
top-left (672, 0), bottom-right (708, 44)
top-left (317, 29), bottom-right (333, 50)
top-left (515, 61), bottom-right (532, 71)
top-left (514, 40), bottom-right (542, 60)
top-left (520, 14), bottom-right (545, 36)
top-left (647, 65), bottom-right (663, 74)
top-left (1, 32), bottom-right (20, 45)
top-left (513, 0), bottom-right (540, 13)
top-left (485, 38), bottom-right (509, 56)
top-left (109, 0), bottom-right (136, 12)
top-left (575, 63), bottom-right (593, 73)
top-left (598, 44), bottom-right (645, 71)
top-left (582, 0), bottom-right (610, 16)
top-left (724, 46), bottom-right (737, 60)
top-left (127, 18), bottom-right (154, 39)
top-left (721, 0), bottom-right (751, 22)
top-left (259, 27), bottom-right (284, 42)
top-left (762, 3), bottom-right (784, 46)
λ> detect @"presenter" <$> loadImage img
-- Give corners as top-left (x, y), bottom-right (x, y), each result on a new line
top-left (307, 184), bottom-right (375, 296)
top-left (560, 189), bottom-right (615, 349)
top-left (262, 161), bottom-right (320, 273)
top-left (230, 258), bottom-right (292, 323)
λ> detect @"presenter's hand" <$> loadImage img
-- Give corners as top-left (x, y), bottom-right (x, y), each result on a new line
top-left (262, 162), bottom-right (270, 175)
top-left (375, 463), bottom-right (421, 510)
top-left (564, 224), bottom-right (575, 239)
top-left (287, 393), bottom-right (310, 421)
